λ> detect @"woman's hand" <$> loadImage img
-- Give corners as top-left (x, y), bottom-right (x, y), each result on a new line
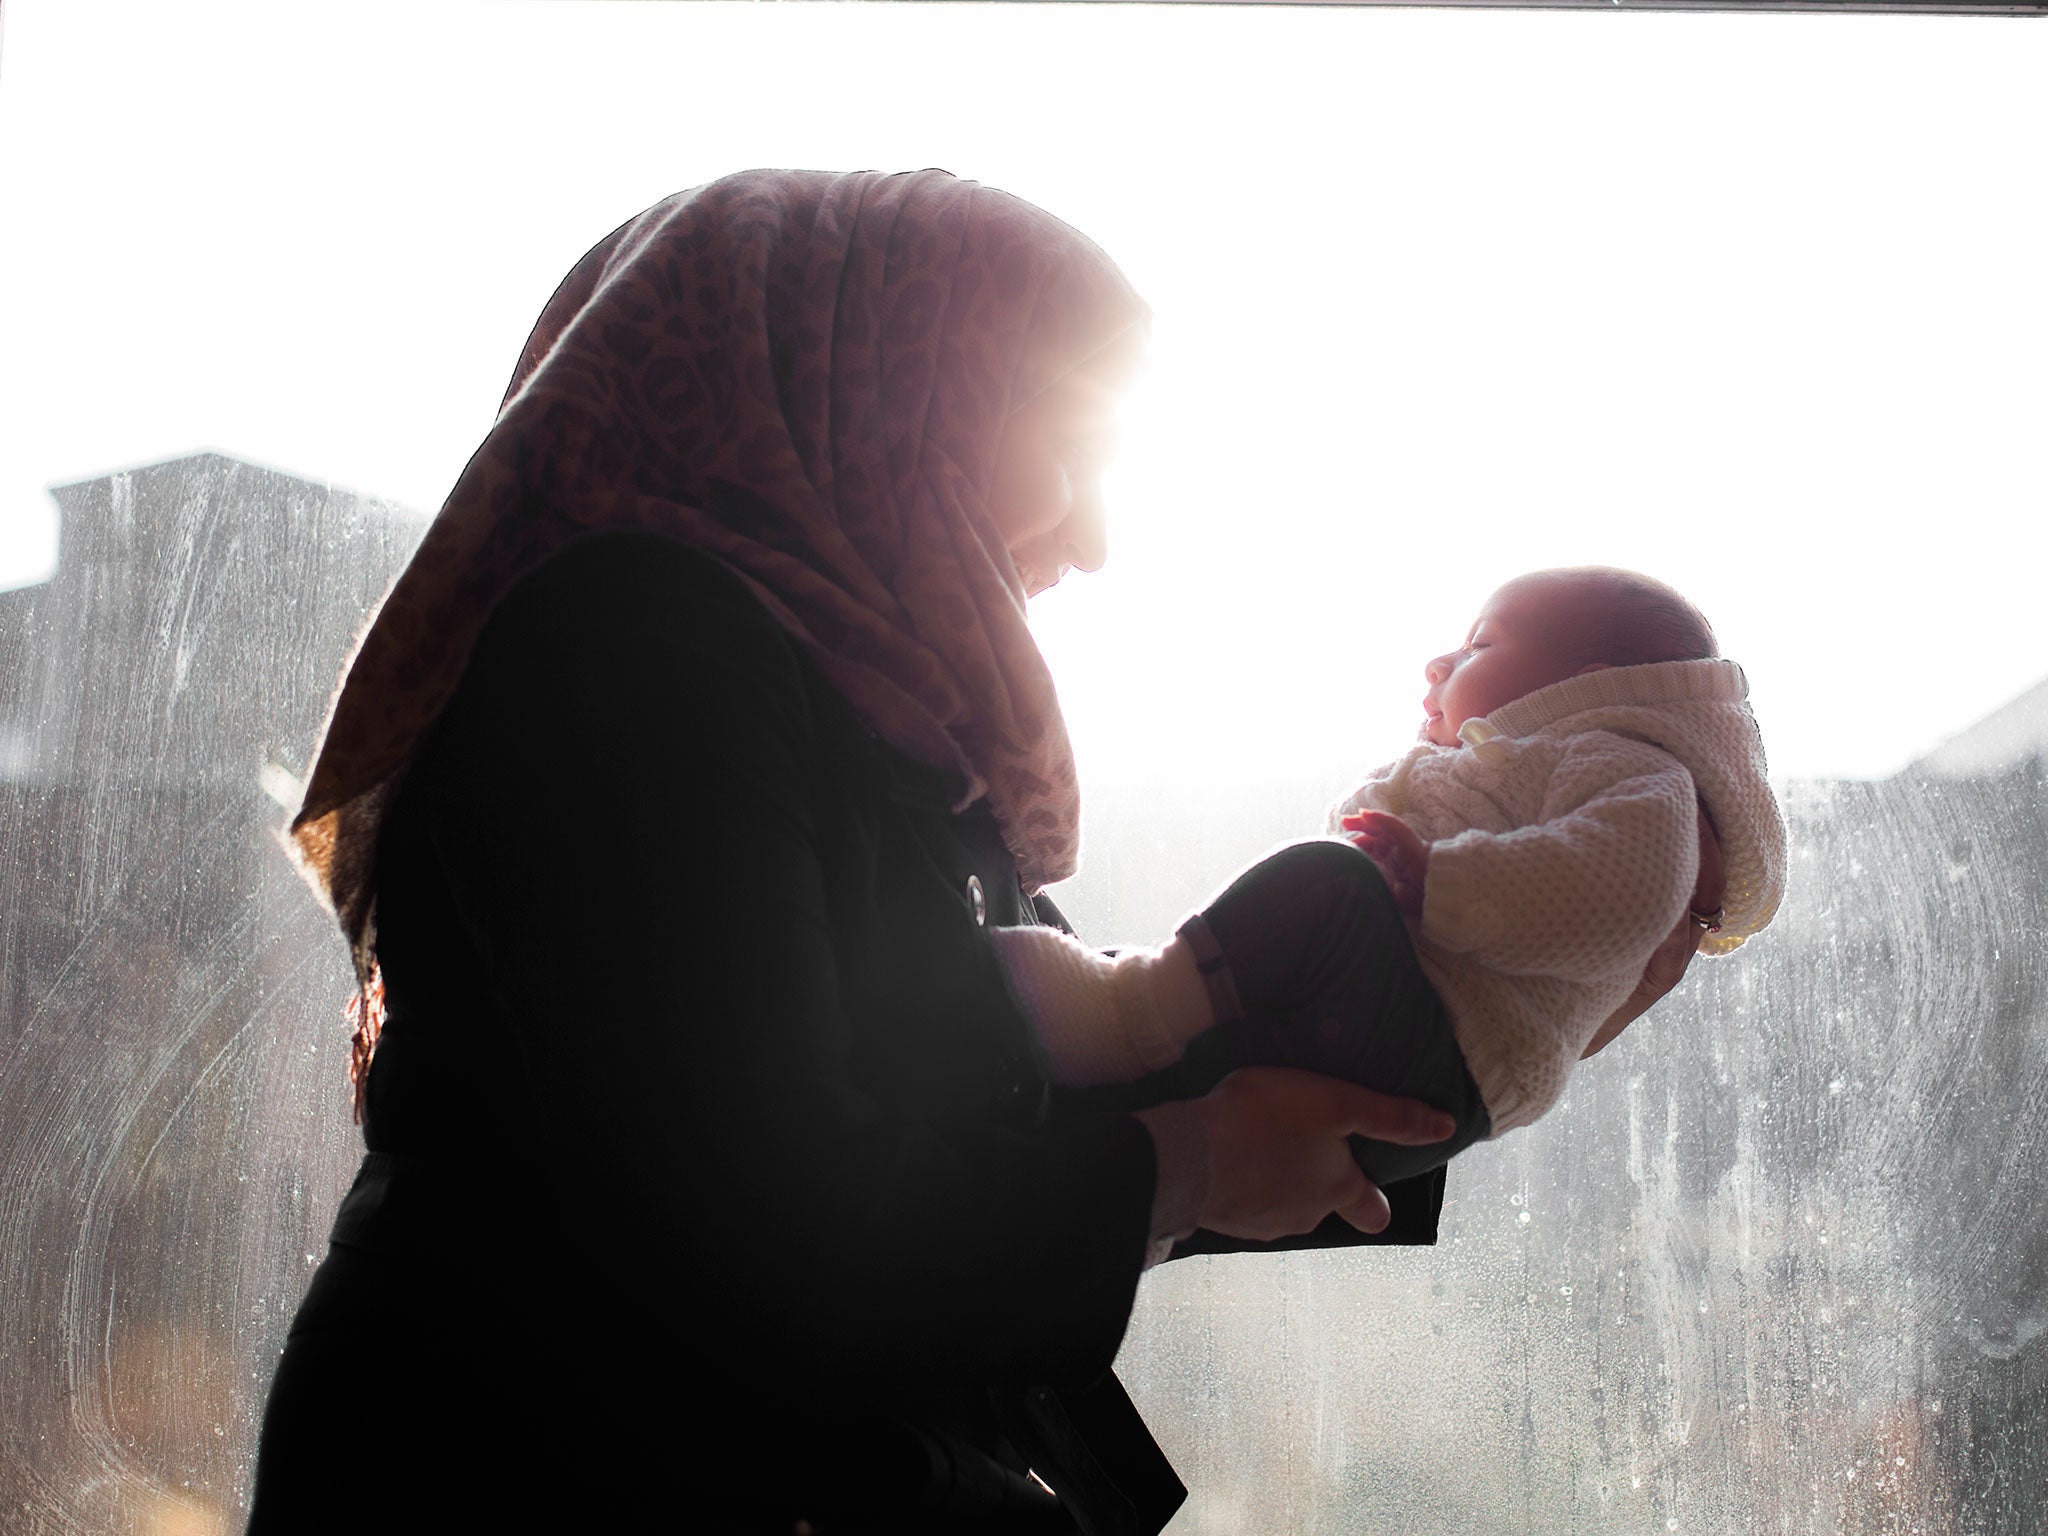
top-left (1580, 804), bottom-right (1727, 1059)
top-left (1338, 810), bottom-right (1429, 922)
top-left (1189, 1068), bottom-right (1456, 1241)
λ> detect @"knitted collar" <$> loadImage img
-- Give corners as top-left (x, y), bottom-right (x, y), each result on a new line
top-left (1484, 658), bottom-right (1755, 741)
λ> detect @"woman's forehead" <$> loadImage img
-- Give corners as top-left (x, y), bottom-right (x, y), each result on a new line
top-left (1012, 325), bottom-right (1147, 418)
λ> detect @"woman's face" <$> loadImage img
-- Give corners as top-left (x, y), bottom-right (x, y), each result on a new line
top-left (986, 336), bottom-right (1143, 597)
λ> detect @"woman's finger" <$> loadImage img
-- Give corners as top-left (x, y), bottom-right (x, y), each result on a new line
top-left (1693, 806), bottom-right (1727, 910)
top-left (1312, 1076), bottom-right (1457, 1145)
top-left (1334, 1176), bottom-right (1393, 1235)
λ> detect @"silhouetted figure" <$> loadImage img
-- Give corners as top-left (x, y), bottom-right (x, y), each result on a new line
top-left (249, 170), bottom-right (1488, 1534)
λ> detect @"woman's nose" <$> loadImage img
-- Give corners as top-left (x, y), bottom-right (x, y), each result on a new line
top-left (1060, 495), bottom-right (1109, 574)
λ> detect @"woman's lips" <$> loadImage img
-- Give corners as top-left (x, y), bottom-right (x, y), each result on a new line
top-left (1016, 562), bottom-right (1066, 598)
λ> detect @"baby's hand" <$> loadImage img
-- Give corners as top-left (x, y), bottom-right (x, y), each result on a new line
top-left (1339, 810), bottom-right (1428, 923)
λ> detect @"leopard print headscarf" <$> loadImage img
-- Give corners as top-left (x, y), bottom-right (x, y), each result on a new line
top-left (291, 169), bottom-right (1149, 976)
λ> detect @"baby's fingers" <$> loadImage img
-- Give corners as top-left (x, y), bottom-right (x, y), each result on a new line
top-left (1343, 824), bottom-right (1395, 860)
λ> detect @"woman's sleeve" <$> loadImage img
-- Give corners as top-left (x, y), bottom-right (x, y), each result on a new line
top-left (404, 537), bottom-right (1156, 1394)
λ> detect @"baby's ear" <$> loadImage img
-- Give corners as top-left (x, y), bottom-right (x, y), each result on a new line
top-left (1572, 661), bottom-right (1612, 677)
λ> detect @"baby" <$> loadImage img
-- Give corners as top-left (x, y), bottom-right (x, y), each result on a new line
top-left (991, 566), bottom-right (1787, 1183)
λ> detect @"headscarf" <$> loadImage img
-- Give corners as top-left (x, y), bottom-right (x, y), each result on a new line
top-left (291, 169), bottom-right (1150, 986)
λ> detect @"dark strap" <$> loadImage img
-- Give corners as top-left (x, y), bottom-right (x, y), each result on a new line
top-left (1175, 909), bottom-right (1245, 1026)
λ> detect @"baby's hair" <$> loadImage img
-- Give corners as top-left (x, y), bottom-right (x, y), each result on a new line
top-left (1549, 566), bottom-right (1718, 669)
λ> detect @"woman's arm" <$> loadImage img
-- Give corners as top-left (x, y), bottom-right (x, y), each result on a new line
top-left (411, 533), bottom-right (1460, 1381)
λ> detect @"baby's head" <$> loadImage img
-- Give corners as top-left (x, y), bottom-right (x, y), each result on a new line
top-left (1422, 567), bottom-right (1715, 748)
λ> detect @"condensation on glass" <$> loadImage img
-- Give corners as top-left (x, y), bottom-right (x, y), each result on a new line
top-left (0, 457), bottom-right (420, 1535)
top-left (1086, 765), bottom-right (2048, 1533)
top-left (2, 454), bottom-right (2045, 1533)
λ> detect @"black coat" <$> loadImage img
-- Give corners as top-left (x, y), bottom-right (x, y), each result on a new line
top-left (250, 533), bottom-right (1441, 1535)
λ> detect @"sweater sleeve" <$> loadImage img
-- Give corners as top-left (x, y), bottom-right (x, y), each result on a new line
top-left (400, 536), bottom-right (1156, 1396)
top-left (1420, 734), bottom-right (1699, 984)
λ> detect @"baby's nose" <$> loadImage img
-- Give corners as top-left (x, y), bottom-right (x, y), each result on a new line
top-left (1425, 653), bottom-right (1453, 684)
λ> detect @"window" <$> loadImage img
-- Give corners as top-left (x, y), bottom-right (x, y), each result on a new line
top-left (3, 4), bottom-right (2043, 1530)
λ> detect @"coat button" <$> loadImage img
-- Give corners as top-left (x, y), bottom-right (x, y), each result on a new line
top-left (965, 874), bottom-right (986, 925)
top-left (995, 1050), bottom-right (1048, 1124)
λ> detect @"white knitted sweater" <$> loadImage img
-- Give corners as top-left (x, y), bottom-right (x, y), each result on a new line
top-left (1330, 658), bottom-right (1786, 1134)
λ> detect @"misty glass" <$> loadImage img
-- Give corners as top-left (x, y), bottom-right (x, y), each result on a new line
top-left (1080, 765), bottom-right (2048, 1533)
top-left (4, 453), bottom-right (2044, 1533)
top-left (0, 458), bottom-right (422, 1533)
top-left (3, 27), bottom-right (2046, 1536)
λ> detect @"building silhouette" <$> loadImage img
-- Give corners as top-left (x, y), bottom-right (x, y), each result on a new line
top-left (0, 453), bottom-right (419, 1533)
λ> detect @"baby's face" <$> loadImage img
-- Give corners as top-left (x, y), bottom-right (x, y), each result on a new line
top-left (1422, 574), bottom-right (1596, 747)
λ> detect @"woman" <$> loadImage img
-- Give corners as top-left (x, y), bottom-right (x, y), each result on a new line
top-left (252, 170), bottom-right (1697, 1534)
